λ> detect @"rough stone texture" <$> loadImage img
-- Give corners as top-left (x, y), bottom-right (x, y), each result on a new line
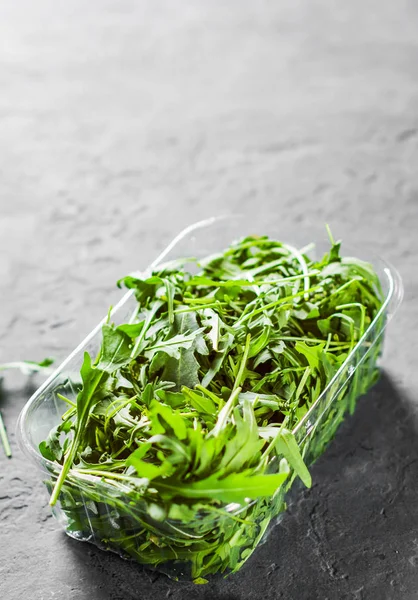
top-left (0, 1), bottom-right (418, 598)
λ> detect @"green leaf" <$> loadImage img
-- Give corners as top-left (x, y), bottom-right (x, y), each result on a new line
top-left (293, 302), bottom-right (320, 320)
top-left (116, 322), bottom-right (144, 338)
top-left (148, 400), bottom-right (188, 440)
top-left (148, 434), bottom-right (191, 468)
top-left (201, 331), bottom-right (234, 388)
top-left (294, 341), bottom-right (325, 372)
top-left (253, 348), bottom-right (273, 368)
top-left (127, 449), bottom-right (172, 480)
top-left (162, 277), bottom-right (176, 325)
top-left (162, 347), bottom-right (200, 390)
top-left (193, 577), bottom-right (209, 585)
top-left (182, 387), bottom-right (217, 416)
top-left (145, 330), bottom-right (202, 361)
top-left (118, 275), bottom-right (162, 304)
top-left (187, 276), bottom-right (253, 288)
top-left (155, 389), bottom-right (187, 408)
top-left (239, 391), bottom-right (283, 410)
top-left (327, 241), bottom-right (341, 264)
top-left (219, 402), bottom-right (264, 474)
top-left (248, 327), bottom-right (270, 358)
top-left (159, 311), bottom-right (203, 389)
top-left (275, 428), bottom-right (311, 488)
top-left (39, 440), bottom-right (57, 462)
top-left (49, 353), bottom-right (108, 506)
top-left (98, 324), bottom-right (133, 372)
top-left (38, 420), bottom-right (72, 462)
top-left (317, 317), bottom-right (333, 336)
top-left (154, 470), bottom-right (289, 504)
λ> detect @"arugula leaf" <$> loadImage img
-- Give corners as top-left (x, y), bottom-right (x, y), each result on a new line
top-left (248, 327), bottom-right (270, 358)
top-left (127, 449), bottom-right (173, 480)
top-left (98, 324), bottom-right (133, 372)
top-left (154, 470), bottom-right (289, 504)
top-left (145, 330), bottom-right (202, 360)
top-left (219, 402), bottom-right (264, 474)
top-left (39, 420), bottom-right (72, 462)
top-left (116, 322), bottom-right (144, 338)
top-left (201, 331), bottom-right (234, 388)
top-left (160, 312), bottom-right (203, 390)
top-left (148, 400), bottom-right (188, 440)
top-left (182, 387), bottom-right (217, 416)
top-left (49, 353), bottom-right (108, 505)
top-left (294, 341), bottom-right (325, 372)
top-left (275, 428), bottom-right (312, 488)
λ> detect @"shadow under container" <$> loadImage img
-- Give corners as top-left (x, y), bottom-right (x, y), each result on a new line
top-left (17, 216), bottom-right (403, 581)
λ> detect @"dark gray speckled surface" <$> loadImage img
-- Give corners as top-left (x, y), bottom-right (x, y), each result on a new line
top-left (1, 1), bottom-right (418, 598)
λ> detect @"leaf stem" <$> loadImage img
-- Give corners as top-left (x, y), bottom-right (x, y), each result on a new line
top-left (210, 387), bottom-right (242, 437)
top-left (282, 244), bottom-right (311, 300)
top-left (130, 300), bottom-right (164, 359)
top-left (233, 334), bottom-right (251, 393)
top-left (325, 223), bottom-right (335, 245)
top-left (0, 412), bottom-right (11, 458)
top-left (49, 366), bottom-right (106, 506)
top-left (57, 393), bottom-right (76, 408)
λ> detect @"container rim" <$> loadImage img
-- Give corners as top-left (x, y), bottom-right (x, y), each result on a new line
top-left (17, 215), bottom-right (404, 502)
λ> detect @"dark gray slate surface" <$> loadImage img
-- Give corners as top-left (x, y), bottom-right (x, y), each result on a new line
top-left (1, 1), bottom-right (418, 598)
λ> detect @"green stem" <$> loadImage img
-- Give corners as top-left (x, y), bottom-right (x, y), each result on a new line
top-left (233, 333), bottom-right (251, 393)
top-left (282, 243), bottom-right (311, 300)
top-left (209, 336), bottom-right (251, 437)
top-left (130, 300), bottom-right (163, 359)
top-left (174, 302), bottom-right (227, 314)
top-left (276, 335), bottom-right (352, 346)
top-left (325, 223), bottom-right (335, 245)
top-left (0, 412), bottom-right (11, 458)
top-left (210, 387), bottom-right (242, 437)
top-left (57, 393), bottom-right (76, 408)
top-left (50, 368), bottom-right (105, 506)
top-left (73, 469), bottom-right (136, 481)
top-left (236, 285), bottom-right (322, 326)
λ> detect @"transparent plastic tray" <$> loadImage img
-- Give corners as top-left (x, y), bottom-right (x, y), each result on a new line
top-left (17, 216), bottom-right (403, 581)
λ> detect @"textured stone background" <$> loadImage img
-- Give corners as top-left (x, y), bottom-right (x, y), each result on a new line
top-left (1, 1), bottom-right (418, 598)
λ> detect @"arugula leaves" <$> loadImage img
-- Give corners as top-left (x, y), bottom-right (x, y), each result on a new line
top-left (39, 234), bottom-right (384, 580)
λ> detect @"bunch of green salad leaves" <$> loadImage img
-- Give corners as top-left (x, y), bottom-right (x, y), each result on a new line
top-left (39, 233), bottom-right (384, 581)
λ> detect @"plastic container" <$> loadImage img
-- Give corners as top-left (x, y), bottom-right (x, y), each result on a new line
top-left (17, 216), bottom-right (403, 581)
